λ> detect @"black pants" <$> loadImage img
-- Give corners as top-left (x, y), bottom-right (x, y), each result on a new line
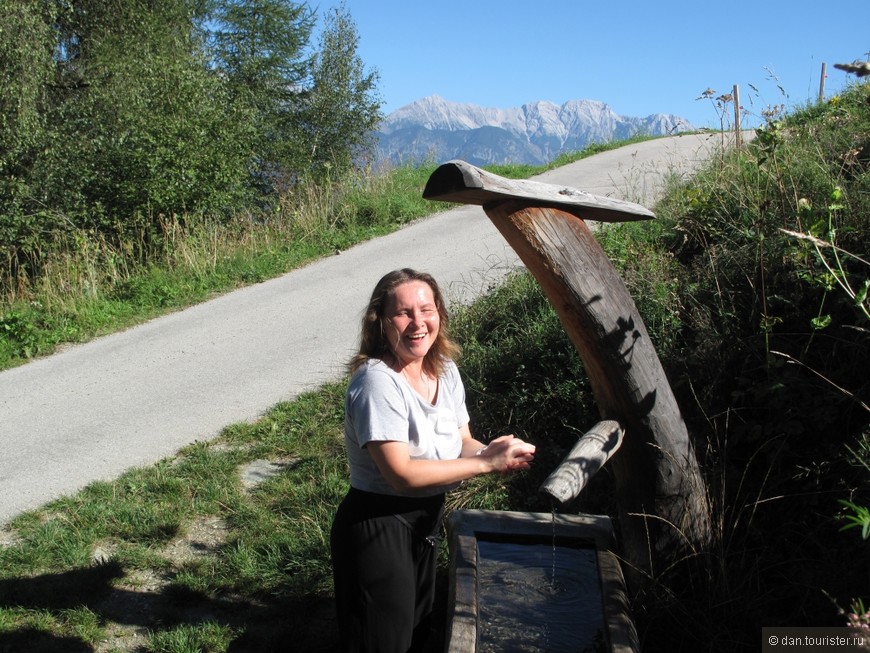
top-left (330, 487), bottom-right (445, 653)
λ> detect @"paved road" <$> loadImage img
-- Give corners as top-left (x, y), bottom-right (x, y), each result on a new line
top-left (0, 133), bottom-right (726, 525)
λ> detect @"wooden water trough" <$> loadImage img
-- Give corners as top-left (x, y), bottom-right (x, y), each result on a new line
top-left (445, 509), bottom-right (637, 653)
top-left (423, 161), bottom-right (712, 649)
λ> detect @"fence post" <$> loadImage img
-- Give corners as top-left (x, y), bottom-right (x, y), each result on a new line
top-left (819, 62), bottom-right (827, 103)
top-left (733, 84), bottom-right (741, 148)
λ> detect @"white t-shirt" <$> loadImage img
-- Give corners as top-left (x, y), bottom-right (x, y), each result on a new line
top-left (344, 358), bottom-right (471, 497)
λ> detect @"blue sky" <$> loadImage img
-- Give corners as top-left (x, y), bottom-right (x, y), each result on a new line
top-left (319, 0), bottom-right (868, 129)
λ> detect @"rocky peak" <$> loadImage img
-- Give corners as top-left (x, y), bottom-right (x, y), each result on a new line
top-left (376, 95), bottom-right (691, 167)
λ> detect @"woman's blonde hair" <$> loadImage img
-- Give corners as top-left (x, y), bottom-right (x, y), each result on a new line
top-left (348, 268), bottom-right (461, 376)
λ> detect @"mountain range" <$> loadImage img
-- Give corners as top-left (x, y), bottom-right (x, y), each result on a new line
top-left (375, 95), bottom-right (692, 167)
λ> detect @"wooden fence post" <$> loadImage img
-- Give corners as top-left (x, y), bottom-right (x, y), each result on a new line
top-left (819, 63), bottom-right (827, 103)
top-left (733, 84), bottom-right (741, 149)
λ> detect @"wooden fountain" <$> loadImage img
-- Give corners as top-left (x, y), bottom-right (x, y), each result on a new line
top-left (423, 161), bottom-right (712, 652)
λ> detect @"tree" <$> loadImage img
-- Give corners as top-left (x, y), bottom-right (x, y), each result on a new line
top-left (295, 3), bottom-right (382, 179)
top-left (0, 0), bottom-right (257, 253)
top-left (0, 0), bottom-right (385, 281)
top-left (42, 0), bottom-right (257, 225)
top-left (0, 0), bottom-right (56, 254)
top-left (208, 0), bottom-right (314, 191)
top-left (208, 0), bottom-right (312, 98)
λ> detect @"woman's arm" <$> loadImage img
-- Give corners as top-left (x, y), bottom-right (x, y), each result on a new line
top-left (459, 424), bottom-right (488, 458)
top-left (366, 424), bottom-right (535, 492)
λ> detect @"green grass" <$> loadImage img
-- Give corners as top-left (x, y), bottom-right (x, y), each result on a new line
top-left (147, 623), bottom-right (238, 653)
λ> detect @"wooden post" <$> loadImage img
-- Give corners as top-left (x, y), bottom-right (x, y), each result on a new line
top-left (819, 62), bottom-right (827, 103)
top-left (733, 84), bottom-right (741, 149)
top-left (424, 161), bottom-right (712, 589)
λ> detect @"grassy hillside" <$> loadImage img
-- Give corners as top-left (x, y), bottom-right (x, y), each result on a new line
top-left (613, 82), bottom-right (870, 648)
top-left (0, 82), bottom-right (867, 653)
top-left (454, 74), bottom-right (870, 645)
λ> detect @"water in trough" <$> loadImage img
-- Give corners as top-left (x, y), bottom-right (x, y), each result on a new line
top-left (476, 533), bottom-right (607, 653)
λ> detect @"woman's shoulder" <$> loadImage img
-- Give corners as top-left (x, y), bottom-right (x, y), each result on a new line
top-left (439, 358), bottom-right (464, 387)
top-left (349, 358), bottom-right (398, 388)
top-left (441, 358), bottom-right (461, 377)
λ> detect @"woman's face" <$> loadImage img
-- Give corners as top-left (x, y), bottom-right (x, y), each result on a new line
top-left (384, 280), bottom-right (440, 367)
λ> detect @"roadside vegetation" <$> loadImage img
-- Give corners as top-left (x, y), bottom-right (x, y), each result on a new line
top-left (624, 82), bottom-right (869, 648)
top-left (1, 0), bottom-right (382, 367)
top-left (1, 3), bottom-right (867, 648)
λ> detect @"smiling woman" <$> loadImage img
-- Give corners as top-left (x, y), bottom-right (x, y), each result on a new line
top-left (329, 268), bottom-right (537, 653)
top-left (383, 279), bottom-right (442, 388)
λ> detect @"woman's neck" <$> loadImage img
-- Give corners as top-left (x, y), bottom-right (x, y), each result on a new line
top-left (384, 353), bottom-right (436, 402)
top-left (384, 352), bottom-right (425, 376)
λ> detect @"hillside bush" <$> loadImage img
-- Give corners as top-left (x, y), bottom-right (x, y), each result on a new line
top-left (630, 81), bottom-right (870, 650)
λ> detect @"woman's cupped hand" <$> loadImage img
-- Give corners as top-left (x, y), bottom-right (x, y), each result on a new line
top-left (481, 434), bottom-right (536, 473)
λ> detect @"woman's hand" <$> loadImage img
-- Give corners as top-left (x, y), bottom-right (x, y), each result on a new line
top-left (478, 434), bottom-right (536, 473)
top-left (367, 430), bottom-right (536, 492)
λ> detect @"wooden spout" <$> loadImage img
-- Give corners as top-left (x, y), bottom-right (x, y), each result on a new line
top-left (540, 420), bottom-right (625, 507)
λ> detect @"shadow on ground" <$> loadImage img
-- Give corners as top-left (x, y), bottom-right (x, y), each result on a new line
top-left (0, 559), bottom-right (339, 652)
